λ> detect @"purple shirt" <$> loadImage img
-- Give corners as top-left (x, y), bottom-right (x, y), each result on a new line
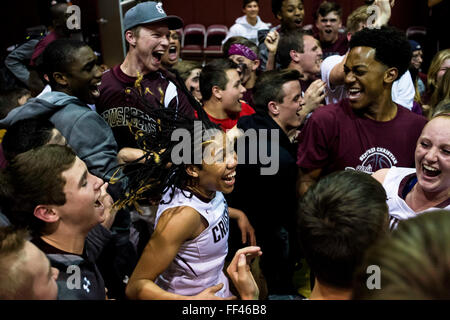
top-left (297, 99), bottom-right (427, 175)
top-left (96, 65), bottom-right (195, 149)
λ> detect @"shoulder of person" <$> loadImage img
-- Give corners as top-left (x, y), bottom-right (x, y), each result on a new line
top-left (311, 101), bottom-right (345, 120)
top-left (372, 168), bottom-right (390, 184)
top-left (397, 105), bottom-right (428, 123)
top-left (157, 205), bottom-right (204, 240)
top-left (160, 68), bottom-right (182, 86)
top-left (322, 54), bottom-right (345, 71)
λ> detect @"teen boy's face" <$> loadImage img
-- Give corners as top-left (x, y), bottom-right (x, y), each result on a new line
top-left (229, 54), bottom-right (256, 85)
top-left (410, 49), bottom-right (423, 70)
top-left (221, 69), bottom-right (246, 113)
top-left (24, 242), bottom-right (59, 300)
top-left (185, 68), bottom-right (202, 102)
top-left (276, 80), bottom-right (304, 132)
top-left (64, 46), bottom-right (102, 104)
top-left (315, 11), bottom-right (342, 44)
top-left (299, 35), bottom-right (323, 78)
top-left (277, 0), bottom-right (304, 30)
top-left (344, 46), bottom-right (391, 110)
top-left (133, 23), bottom-right (170, 73)
top-left (56, 157), bottom-right (107, 232)
top-left (243, 1), bottom-right (259, 20)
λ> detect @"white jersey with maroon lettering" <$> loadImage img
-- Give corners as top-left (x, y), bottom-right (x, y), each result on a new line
top-left (154, 187), bottom-right (231, 297)
top-left (383, 167), bottom-right (450, 230)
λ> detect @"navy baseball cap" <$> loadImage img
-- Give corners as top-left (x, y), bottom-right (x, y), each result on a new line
top-left (123, 2), bottom-right (183, 32)
top-left (409, 40), bottom-right (422, 52)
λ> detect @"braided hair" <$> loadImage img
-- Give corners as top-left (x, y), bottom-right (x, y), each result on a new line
top-left (110, 69), bottom-right (222, 212)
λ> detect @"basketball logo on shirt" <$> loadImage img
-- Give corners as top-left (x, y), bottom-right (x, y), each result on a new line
top-left (349, 147), bottom-right (398, 174)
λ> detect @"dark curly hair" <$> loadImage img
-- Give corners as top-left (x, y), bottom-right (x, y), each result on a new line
top-left (349, 26), bottom-right (412, 77)
top-left (108, 72), bottom-right (222, 211)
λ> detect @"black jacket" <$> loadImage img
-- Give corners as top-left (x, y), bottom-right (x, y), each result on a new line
top-left (226, 111), bottom-right (298, 233)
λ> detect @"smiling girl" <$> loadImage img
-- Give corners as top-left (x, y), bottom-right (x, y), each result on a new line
top-left (372, 113), bottom-right (450, 229)
top-left (116, 105), bottom-right (252, 299)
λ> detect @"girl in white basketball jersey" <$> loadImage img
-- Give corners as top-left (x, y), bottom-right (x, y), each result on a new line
top-left (373, 113), bottom-right (450, 229)
top-left (114, 108), bottom-right (256, 300)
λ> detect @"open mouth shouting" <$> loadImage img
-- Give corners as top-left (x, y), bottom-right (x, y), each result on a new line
top-left (152, 50), bottom-right (164, 64)
top-left (347, 87), bottom-right (363, 102)
top-left (94, 196), bottom-right (104, 210)
top-left (89, 81), bottom-right (101, 99)
top-left (316, 57), bottom-right (323, 68)
top-left (222, 171), bottom-right (236, 186)
top-left (422, 164), bottom-right (441, 178)
top-left (167, 45), bottom-right (178, 61)
top-left (93, 192), bottom-right (105, 219)
top-left (294, 18), bottom-right (303, 27)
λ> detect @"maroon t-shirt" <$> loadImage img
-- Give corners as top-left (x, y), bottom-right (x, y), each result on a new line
top-left (242, 88), bottom-right (254, 108)
top-left (30, 31), bottom-right (61, 66)
top-left (0, 144), bottom-right (7, 169)
top-left (297, 99), bottom-right (427, 175)
top-left (317, 33), bottom-right (349, 59)
top-left (96, 65), bottom-right (195, 149)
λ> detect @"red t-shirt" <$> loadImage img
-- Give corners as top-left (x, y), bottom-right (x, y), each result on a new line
top-left (197, 102), bottom-right (255, 131)
top-left (297, 99), bottom-right (427, 175)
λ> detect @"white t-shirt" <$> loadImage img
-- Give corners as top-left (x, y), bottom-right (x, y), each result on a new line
top-left (223, 15), bottom-right (270, 46)
top-left (321, 54), bottom-right (415, 109)
top-left (154, 187), bottom-right (231, 298)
